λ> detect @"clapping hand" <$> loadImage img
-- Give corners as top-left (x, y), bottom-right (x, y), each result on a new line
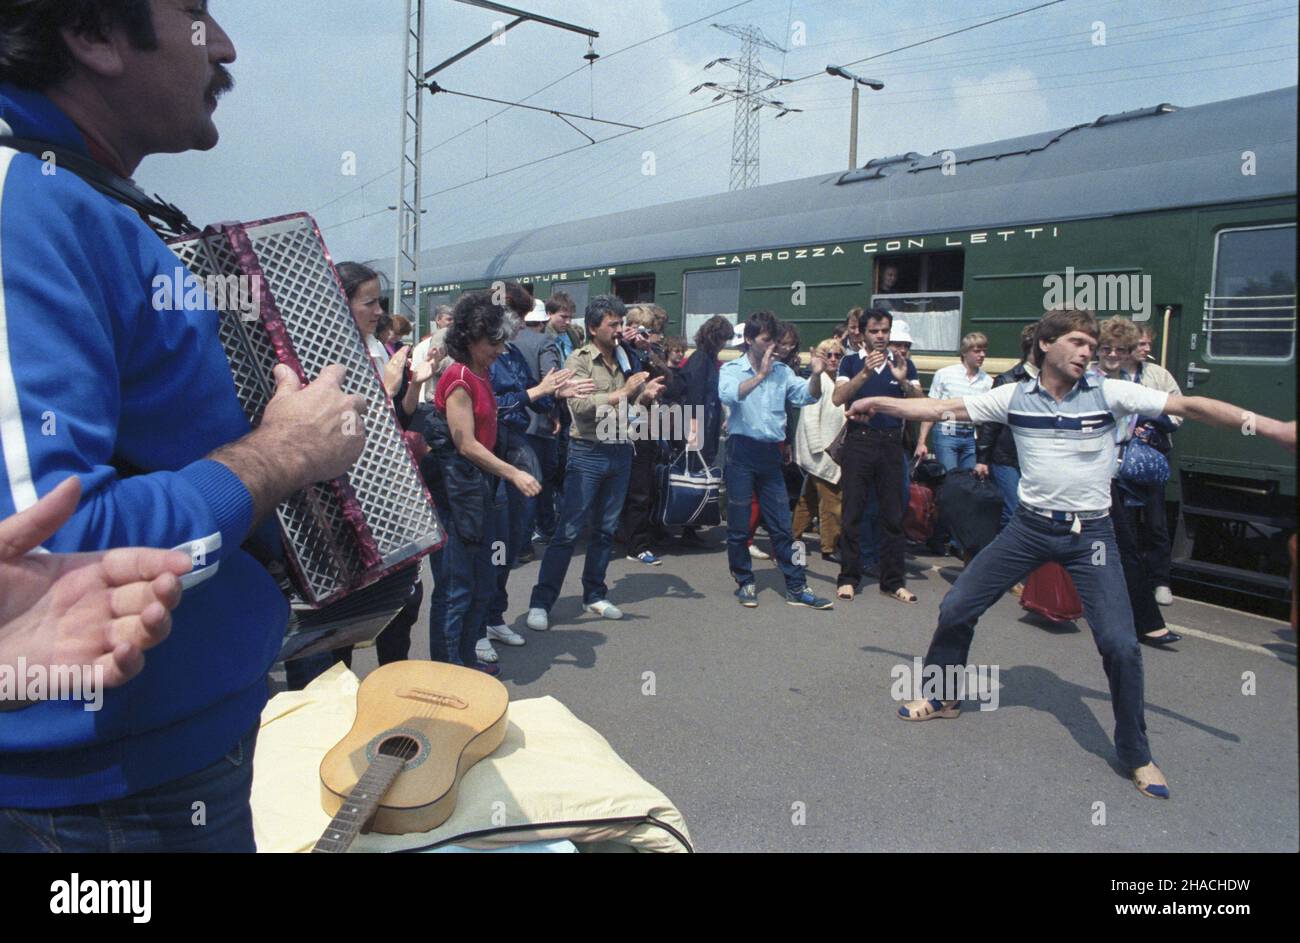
top-left (535, 368), bottom-right (575, 398)
top-left (808, 346), bottom-right (827, 376)
top-left (640, 375), bottom-right (667, 403)
top-left (887, 348), bottom-right (910, 383)
top-left (865, 348), bottom-right (886, 372)
top-left (556, 377), bottom-right (596, 399)
top-left (0, 477), bottom-right (192, 694)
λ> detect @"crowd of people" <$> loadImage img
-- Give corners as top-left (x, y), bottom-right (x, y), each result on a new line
top-left (275, 283), bottom-right (1259, 683)
top-left (0, 0), bottom-right (1295, 851)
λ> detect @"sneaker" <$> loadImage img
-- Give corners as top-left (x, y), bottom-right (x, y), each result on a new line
top-left (473, 662), bottom-right (501, 676)
top-left (584, 599), bottom-right (623, 620)
top-left (785, 587), bottom-right (833, 610)
top-left (1154, 585), bottom-right (1173, 606)
top-left (475, 638), bottom-right (498, 663)
top-left (515, 546), bottom-right (536, 565)
top-left (486, 623), bottom-right (526, 646)
top-left (735, 583), bottom-right (758, 607)
top-left (525, 607), bottom-right (549, 631)
top-left (749, 545), bottom-right (772, 560)
top-left (627, 550), bottom-right (663, 566)
top-left (531, 529), bottom-right (549, 544)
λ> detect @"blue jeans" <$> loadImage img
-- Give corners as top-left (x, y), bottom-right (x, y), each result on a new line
top-left (924, 507), bottom-right (1150, 769)
top-left (932, 427), bottom-right (977, 471)
top-left (488, 438), bottom-right (540, 626)
top-left (990, 463), bottom-right (1021, 529)
top-left (526, 433), bottom-right (559, 540)
top-left (725, 435), bottom-right (805, 594)
top-left (0, 726), bottom-right (258, 852)
top-left (530, 439), bottom-right (633, 611)
top-left (441, 482), bottom-right (501, 665)
top-left (426, 539), bottom-right (449, 661)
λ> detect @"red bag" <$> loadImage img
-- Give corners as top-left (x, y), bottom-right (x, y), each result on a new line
top-left (1020, 562), bottom-right (1084, 622)
top-left (903, 483), bottom-right (937, 543)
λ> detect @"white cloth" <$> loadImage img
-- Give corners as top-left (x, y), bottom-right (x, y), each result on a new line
top-left (251, 664), bottom-right (692, 853)
top-left (794, 380), bottom-right (846, 484)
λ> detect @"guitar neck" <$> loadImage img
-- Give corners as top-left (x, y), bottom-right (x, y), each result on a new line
top-left (312, 753), bottom-right (407, 854)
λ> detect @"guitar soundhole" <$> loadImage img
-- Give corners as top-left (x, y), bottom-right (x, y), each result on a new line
top-left (377, 734), bottom-right (421, 764)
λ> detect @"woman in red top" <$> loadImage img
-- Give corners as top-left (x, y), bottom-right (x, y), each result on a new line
top-left (432, 292), bottom-right (540, 672)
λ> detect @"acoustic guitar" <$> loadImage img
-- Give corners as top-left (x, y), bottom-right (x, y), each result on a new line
top-left (313, 660), bottom-right (509, 853)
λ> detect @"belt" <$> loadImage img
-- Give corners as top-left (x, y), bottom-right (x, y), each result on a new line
top-left (938, 423), bottom-right (975, 435)
top-left (1022, 504), bottom-right (1109, 534)
top-left (847, 423), bottom-right (901, 439)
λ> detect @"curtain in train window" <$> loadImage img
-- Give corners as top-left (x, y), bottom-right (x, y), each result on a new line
top-left (683, 268), bottom-right (740, 343)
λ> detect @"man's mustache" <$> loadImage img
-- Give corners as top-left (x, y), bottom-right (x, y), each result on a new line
top-left (209, 66), bottom-right (235, 99)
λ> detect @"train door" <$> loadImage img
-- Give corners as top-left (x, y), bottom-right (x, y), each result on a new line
top-left (1173, 213), bottom-right (1295, 597)
top-left (1182, 218), bottom-right (1295, 468)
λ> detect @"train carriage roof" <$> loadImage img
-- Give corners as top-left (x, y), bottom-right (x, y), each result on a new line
top-left (397, 86), bottom-right (1297, 285)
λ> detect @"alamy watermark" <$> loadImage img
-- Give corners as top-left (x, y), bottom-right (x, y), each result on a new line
top-left (152, 267), bottom-right (263, 320)
top-left (890, 657), bottom-right (1000, 711)
top-left (0, 658), bottom-right (104, 712)
top-left (595, 403), bottom-right (704, 443)
top-left (1042, 266), bottom-right (1151, 321)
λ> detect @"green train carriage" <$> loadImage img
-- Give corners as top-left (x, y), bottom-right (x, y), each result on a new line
top-left (380, 86), bottom-right (1297, 601)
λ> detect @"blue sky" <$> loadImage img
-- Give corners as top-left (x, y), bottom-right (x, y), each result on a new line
top-left (137, 0), bottom-right (1298, 268)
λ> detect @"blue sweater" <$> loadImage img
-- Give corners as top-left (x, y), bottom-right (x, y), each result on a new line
top-left (0, 84), bottom-right (286, 806)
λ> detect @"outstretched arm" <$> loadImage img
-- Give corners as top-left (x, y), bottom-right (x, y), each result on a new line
top-left (849, 395), bottom-right (971, 424)
top-left (1163, 395), bottom-right (1295, 451)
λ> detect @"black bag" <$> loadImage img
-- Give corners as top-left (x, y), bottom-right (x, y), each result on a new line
top-left (936, 470), bottom-right (1004, 557)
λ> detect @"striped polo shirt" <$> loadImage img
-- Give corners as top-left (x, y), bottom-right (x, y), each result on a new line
top-left (964, 373), bottom-right (1169, 512)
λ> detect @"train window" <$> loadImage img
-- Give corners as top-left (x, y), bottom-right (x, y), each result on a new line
top-left (1207, 224), bottom-right (1296, 361)
top-left (682, 268), bottom-right (741, 343)
top-left (546, 281), bottom-right (588, 317)
top-left (613, 275), bottom-right (656, 305)
top-left (872, 252), bottom-right (965, 351)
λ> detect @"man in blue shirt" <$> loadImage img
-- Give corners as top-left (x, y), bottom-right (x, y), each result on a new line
top-left (719, 312), bottom-right (833, 610)
top-left (831, 308), bottom-right (921, 603)
top-left (0, 3), bottom-right (366, 850)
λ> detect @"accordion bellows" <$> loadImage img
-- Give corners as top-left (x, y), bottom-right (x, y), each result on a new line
top-left (168, 213), bottom-right (444, 609)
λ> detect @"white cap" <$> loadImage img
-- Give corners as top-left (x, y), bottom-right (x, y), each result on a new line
top-left (726, 324), bottom-right (746, 348)
top-left (889, 319), bottom-right (914, 345)
top-left (524, 299), bottom-right (548, 324)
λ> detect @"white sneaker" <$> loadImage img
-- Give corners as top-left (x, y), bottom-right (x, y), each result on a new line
top-left (749, 545), bottom-right (772, 561)
top-left (1154, 585), bottom-right (1174, 606)
top-left (487, 623), bottom-right (526, 646)
top-left (584, 599), bottom-right (623, 620)
top-left (475, 638), bottom-right (498, 663)
top-left (526, 607), bottom-right (549, 631)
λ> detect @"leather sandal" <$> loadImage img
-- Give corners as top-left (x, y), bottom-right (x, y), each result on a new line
top-left (897, 698), bottom-right (960, 721)
top-left (837, 583), bottom-right (856, 601)
top-left (1132, 762), bottom-right (1170, 799)
top-left (882, 586), bottom-right (917, 604)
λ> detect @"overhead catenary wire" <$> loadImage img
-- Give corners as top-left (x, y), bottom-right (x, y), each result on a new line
top-left (322, 0), bottom-right (1074, 233)
top-left (310, 0), bottom-right (756, 216)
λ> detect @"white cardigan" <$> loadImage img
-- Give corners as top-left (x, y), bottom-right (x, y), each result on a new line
top-left (794, 382), bottom-right (847, 484)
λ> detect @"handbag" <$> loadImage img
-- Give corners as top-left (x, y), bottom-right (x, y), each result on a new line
top-left (826, 424), bottom-right (849, 466)
top-left (1021, 562), bottom-right (1084, 623)
top-left (903, 483), bottom-right (938, 543)
top-left (654, 447), bottom-right (722, 528)
top-left (1118, 438), bottom-right (1170, 485)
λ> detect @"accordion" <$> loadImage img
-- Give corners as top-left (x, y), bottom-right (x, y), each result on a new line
top-left (168, 214), bottom-right (444, 660)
